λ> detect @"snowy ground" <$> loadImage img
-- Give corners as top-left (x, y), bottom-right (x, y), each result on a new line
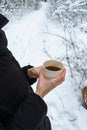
top-left (3, 2), bottom-right (87, 130)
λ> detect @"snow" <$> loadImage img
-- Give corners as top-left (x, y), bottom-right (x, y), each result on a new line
top-left (3, 2), bottom-right (87, 130)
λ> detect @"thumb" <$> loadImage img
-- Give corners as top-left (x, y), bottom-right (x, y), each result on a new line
top-left (39, 69), bottom-right (44, 79)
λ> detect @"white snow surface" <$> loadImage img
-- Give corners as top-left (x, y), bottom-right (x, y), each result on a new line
top-left (3, 2), bottom-right (87, 130)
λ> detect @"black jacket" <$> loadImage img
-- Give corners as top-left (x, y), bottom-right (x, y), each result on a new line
top-left (0, 14), bottom-right (48, 130)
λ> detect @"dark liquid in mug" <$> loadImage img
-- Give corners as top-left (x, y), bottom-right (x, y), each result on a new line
top-left (46, 66), bottom-right (61, 71)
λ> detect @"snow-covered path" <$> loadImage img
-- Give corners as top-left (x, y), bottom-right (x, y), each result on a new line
top-left (4, 2), bottom-right (87, 130)
top-left (6, 2), bottom-right (48, 66)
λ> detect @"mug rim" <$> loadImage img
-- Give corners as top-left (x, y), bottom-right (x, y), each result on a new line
top-left (43, 60), bottom-right (64, 71)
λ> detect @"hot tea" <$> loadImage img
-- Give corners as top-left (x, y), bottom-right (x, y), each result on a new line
top-left (46, 66), bottom-right (61, 71)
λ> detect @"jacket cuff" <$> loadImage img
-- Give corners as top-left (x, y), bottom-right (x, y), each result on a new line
top-left (22, 65), bottom-right (37, 85)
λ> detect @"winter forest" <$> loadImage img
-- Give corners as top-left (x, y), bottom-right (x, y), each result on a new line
top-left (0, 0), bottom-right (87, 130)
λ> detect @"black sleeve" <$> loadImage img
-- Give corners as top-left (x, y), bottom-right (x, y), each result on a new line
top-left (22, 65), bottom-right (37, 85)
top-left (0, 14), bottom-right (9, 29)
top-left (6, 93), bottom-right (47, 130)
top-left (0, 123), bottom-right (4, 130)
top-left (0, 29), bottom-right (8, 55)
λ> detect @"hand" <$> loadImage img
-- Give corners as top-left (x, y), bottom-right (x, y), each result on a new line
top-left (36, 68), bottom-right (66, 98)
top-left (27, 66), bottom-right (42, 78)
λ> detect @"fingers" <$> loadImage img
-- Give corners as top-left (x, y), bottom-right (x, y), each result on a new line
top-left (32, 66), bottom-right (42, 77)
top-left (39, 68), bottom-right (45, 79)
top-left (28, 68), bottom-right (39, 78)
top-left (51, 68), bottom-right (66, 83)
